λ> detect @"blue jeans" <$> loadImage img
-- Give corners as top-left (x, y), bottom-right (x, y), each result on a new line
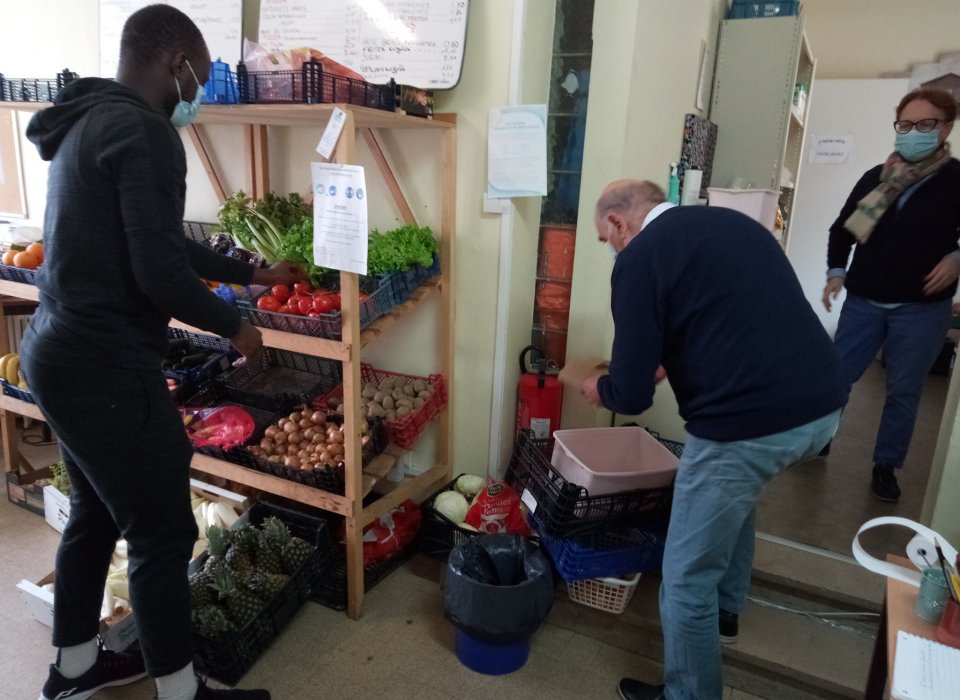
top-left (833, 294), bottom-right (952, 468)
top-left (659, 409), bottom-right (841, 700)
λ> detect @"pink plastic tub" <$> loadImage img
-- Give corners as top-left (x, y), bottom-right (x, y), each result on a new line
top-left (550, 427), bottom-right (679, 495)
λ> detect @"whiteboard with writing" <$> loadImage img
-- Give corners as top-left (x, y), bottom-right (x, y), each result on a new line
top-left (100, 0), bottom-right (243, 79)
top-left (258, 0), bottom-right (468, 89)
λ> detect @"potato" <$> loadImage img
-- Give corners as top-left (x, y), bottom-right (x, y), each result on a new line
top-left (367, 403), bottom-right (386, 418)
top-left (403, 384), bottom-right (416, 397)
top-left (392, 388), bottom-right (405, 401)
top-left (396, 406), bottom-right (412, 417)
top-left (362, 385), bottom-right (378, 399)
top-left (412, 379), bottom-right (427, 393)
top-left (413, 397), bottom-right (424, 409)
top-left (386, 409), bottom-right (397, 421)
top-left (418, 390), bottom-right (433, 401)
top-left (396, 397), bottom-right (414, 408)
top-left (373, 391), bottom-right (387, 404)
top-left (378, 378), bottom-right (395, 392)
top-left (382, 395), bottom-right (395, 410)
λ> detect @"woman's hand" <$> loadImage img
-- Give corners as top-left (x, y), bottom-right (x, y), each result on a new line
top-left (922, 255), bottom-right (960, 296)
top-left (822, 277), bottom-right (845, 312)
top-left (229, 320), bottom-right (263, 365)
top-left (251, 261), bottom-right (307, 287)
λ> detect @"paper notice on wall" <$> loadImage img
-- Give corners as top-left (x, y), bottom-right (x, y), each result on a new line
top-left (809, 135), bottom-right (855, 164)
top-left (311, 163), bottom-right (368, 275)
top-left (487, 105), bottom-right (548, 199)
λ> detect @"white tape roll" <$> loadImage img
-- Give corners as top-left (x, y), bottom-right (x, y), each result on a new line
top-left (851, 516), bottom-right (958, 588)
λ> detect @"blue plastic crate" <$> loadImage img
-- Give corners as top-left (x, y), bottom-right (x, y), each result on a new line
top-left (729, 1), bottom-right (800, 18)
top-left (202, 59), bottom-right (239, 105)
top-left (1, 379), bottom-right (35, 404)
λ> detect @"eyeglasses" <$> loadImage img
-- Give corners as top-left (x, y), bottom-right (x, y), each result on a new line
top-left (893, 118), bottom-right (942, 134)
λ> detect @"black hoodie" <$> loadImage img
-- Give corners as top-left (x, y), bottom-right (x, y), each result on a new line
top-left (23, 78), bottom-right (253, 371)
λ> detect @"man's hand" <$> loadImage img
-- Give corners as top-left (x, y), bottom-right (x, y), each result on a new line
top-left (251, 261), bottom-right (307, 287)
top-left (923, 255), bottom-right (960, 296)
top-left (229, 320), bottom-right (263, 365)
top-left (822, 277), bottom-right (845, 312)
top-left (580, 375), bottom-right (603, 407)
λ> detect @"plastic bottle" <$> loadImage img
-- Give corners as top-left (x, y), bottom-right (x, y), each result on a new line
top-left (667, 162), bottom-right (680, 204)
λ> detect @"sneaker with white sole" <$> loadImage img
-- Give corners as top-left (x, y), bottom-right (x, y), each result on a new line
top-left (39, 646), bottom-right (146, 700)
top-left (719, 609), bottom-right (739, 645)
top-left (191, 678), bottom-right (271, 699)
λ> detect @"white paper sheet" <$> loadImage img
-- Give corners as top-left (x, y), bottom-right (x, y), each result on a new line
top-left (809, 134), bottom-right (855, 164)
top-left (311, 163), bottom-right (368, 275)
top-left (487, 105), bottom-right (548, 199)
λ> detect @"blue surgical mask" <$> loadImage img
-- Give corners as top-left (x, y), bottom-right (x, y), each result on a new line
top-left (609, 244), bottom-right (618, 261)
top-left (894, 129), bottom-right (940, 162)
top-left (170, 60), bottom-right (203, 128)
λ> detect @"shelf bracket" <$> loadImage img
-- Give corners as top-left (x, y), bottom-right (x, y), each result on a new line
top-left (186, 124), bottom-right (228, 205)
top-left (360, 128), bottom-right (418, 226)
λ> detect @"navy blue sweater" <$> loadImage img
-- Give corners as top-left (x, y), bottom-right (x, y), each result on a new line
top-left (598, 206), bottom-right (847, 441)
top-left (23, 78), bottom-right (254, 371)
top-left (827, 159), bottom-right (960, 303)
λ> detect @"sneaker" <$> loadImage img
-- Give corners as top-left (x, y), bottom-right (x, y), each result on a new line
top-left (617, 677), bottom-right (666, 700)
top-left (817, 440), bottom-right (831, 457)
top-left (871, 464), bottom-right (901, 503)
top-left (40, 646), bottom-right (147, 700)
top-left (194, 678), bottom-right (271, 699)
top-left (719, 609), bottom-right (739, 644)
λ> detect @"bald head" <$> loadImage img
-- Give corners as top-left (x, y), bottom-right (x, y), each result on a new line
top-left (595, 179), bottom-right (666, 252)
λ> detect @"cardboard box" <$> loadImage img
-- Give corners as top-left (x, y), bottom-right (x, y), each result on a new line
top-left (6, 469), bottom-right (50, 516)
top-left (43, 484), bottom-right (70, 534)
top-left (17, 572), bottom-right (138, 652)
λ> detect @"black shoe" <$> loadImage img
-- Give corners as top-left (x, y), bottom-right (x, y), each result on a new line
top-left (194, 678), bottom-right (271, 699)
top-left (40, 646), bottom-right (147, 700)
top-left (719, 609), bottom-right (739, 645)
top-left (871, 464), bottom-right (901, 503)
top-left (818, 440), bottom-right (831, 457)
top-left (618, 677), bottom-right (666, 700)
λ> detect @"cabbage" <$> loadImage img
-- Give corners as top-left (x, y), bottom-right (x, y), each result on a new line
top-left (455, 474), bottom-right (485, 499)
top-left (434, 490), bottom-right (469, 523)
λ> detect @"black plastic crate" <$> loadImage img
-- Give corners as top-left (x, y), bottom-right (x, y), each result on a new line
top-left (504, 431), bottom-right (673, 538)
top-left (234, 412), bottom-right (388, 496)
top-left (182, 220), bottom-right (218, 245)
top-left (419, 475), bottom-right (481, 560)
top-left (214, 347), bottom-right (342, 413)
top-left (0, 263), bottom-right (38, 284)
top-left (192, 542), bottom-right (321, 685)
top-left (183, 382), bottom-right (287, 462)
top-left (0, 68), bottom-right (78, 103)
top-left (236, 59), bottom-right (395, 111)
top-left (245, 501), bottom-right (335, 594)
top-left (164, 329), bottom-right (238, 402)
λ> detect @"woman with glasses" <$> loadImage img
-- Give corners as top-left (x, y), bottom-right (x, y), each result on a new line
top-left (821, 87), bottom-right (959, 503)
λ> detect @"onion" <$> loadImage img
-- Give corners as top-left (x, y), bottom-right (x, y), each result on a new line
top-left (286, 443), bottom-right (299, 456)
top-left (319, 450), bottom-right (331, 463)
top-left (283, 455), bottom-right (300, 468)
top-left (303, 427), bottom-right (317, 440)
top-left (264, 426), bottom-right (279, 438)
top-left (312, 433), bottom-right (325, 444)
top-left (274, 431), bottom-right (288, 445)
top-left (288, 431), bottom-right (302, 445)
top-left (260, 437), bottom-right (274, 452)
top-left (283, 421), bottom-right (298, 434)
top-left (267, 454), bottom-right (282, 463)
top-left (329, 431), bottom-right (344, 444)
top-left (289, 411), bottom-right (302, 423)
top-left (328, 443), bottom-right (344, 457)
top-left (311, 410), bottom-right (327, 425)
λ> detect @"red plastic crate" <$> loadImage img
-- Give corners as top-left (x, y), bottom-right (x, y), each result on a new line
top-left (312, 364), bottom-right (447, 450)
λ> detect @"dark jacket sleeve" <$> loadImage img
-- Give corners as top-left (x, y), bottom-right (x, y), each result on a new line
top-left (104, 114), bottom-right (243, 338)
top-left (827, 165), bottom-right (882, 270)
top-left (185, 238), bottom-right (256, 286)
top-left (596, 254), bottom-right (662, 415)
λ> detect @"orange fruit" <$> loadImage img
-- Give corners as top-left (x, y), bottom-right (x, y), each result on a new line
top-left (12, 251), bottom-right (40, 269)
top-left (1, 250), bottom-right (16, 266)
top-left (25, 242), bottom-right (44, 264)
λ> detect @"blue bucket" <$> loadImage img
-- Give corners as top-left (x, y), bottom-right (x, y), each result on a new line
top-left (454, 629), bottom-right (530, 675)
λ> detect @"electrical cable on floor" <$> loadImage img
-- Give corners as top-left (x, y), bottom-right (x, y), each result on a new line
top-left (746, 594), bottom-right (880, 639)
top-left (20, 423), bottom-right (56, 447)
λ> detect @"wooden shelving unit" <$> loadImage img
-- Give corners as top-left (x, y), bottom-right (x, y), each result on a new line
top-left (0, 101), bottom-right (456, 619)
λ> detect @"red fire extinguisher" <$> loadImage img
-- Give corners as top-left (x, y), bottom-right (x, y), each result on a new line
top-left (516, 345), bottom-right (563, 439)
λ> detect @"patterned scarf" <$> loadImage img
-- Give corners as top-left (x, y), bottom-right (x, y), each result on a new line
top-left (843, 142), bottom-right (952, 244)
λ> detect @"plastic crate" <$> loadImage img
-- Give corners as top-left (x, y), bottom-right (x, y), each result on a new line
top-left (504, 431), bottom-right (673, 538)
top-left (397, 253), bottom-right (441, 300)
top-left (236, 59), bottom-right (395, 111)
top-left (534, 517), bottom-right (667, 581)
top-left (1, 379), bottom-right (35, 404)
top-left (234, 412), bottom-right (388, 496)
top-left (312, 365), bottom-right (448, 450)
top-left (163, 329), bottom-right (238, 403)
top-left (192, 543), bottom-right (322, 685)
top-left (566, 572), bottom-right (641, 614)
top-left (729, 1), bottom-right (801, 18)
top-left (182, 220), bottom-right (218, 245)
top-left (214, 347), bottom-right (342, 413)
top-left (420, 475), bottom-right (482, 560)
top-left (0, 68), bottom-right (78, 103)
top-left (0, 263), bottom-right (38, 284)
top-left (202, 59), bottom-right (239, 105)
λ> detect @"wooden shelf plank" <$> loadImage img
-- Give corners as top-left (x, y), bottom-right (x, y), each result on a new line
top-left (359, 463), bottom-right (448, 527)
top-left (360, 277), bottom-right (440, 347)
top-left (0, 280), bottom-right (40, 302)
top-left (168, 318), bottom-right (350, 362)
top-left (0, 394), bottom-right (44, 421)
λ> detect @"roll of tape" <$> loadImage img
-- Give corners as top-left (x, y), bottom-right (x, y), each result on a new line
top-left (851, 517), bottom-right (958, 588)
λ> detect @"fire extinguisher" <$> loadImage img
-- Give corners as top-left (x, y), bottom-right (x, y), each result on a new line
top-left (516, 345), bottom-right (563, 439)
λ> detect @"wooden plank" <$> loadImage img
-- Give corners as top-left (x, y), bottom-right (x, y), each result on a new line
top-left (359, 278), bottom-right (440, 347)
top-left (360, 128), bottom-right (417, 226)
top-left (195, 104), bottom-right (455, 130)
top-left (359, 463), bottom-right (449, 527)
top-left (186, 124), bottom-right (228, 204)
top-left (362, 447), bottom-right (400, 481)
top-left (0, 280), bottom-right (39, 302)
top-left (168, 318), bottom-right (350, 362)
top-left (251, 124), bottom-right (270, 200)
top-left (0, 395), bottom-right (44, 422)
top-left (438, 119), bottom-right (457, 469)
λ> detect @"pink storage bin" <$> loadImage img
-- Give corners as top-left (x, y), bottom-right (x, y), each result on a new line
top-left (550, 427), bottom-right (679, 495)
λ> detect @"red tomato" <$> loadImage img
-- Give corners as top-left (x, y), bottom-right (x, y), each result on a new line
top-left (277, 303), bottom-right (293, 315)
top-left (313, 295), bottom-right (335, 314)
top-left (292, 295), bottom-right (314, 316)
top-left (257, 295), bottom-right (281, 312)
top-left (293, 282), bottom-right (313, 296)
top-left (326, 293), bottom-right (342, 311)
top-left (271, 284), bottom-right (291, 302)
top-left (358, 292), bottom-right (369, 302)
top-left (307, 311), bottom-right (321, 318)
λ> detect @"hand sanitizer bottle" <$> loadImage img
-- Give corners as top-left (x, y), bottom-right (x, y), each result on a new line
top-left (668, 162), bottom-right (680, 204)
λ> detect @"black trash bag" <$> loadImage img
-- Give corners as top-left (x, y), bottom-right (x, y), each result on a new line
top-left (443, 533), bottom-right (554, 642)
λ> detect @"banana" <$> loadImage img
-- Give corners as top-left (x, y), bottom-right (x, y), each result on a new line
top-left (4, 354), bottom-right (20, 385)
top-left (17, 369), bottom-right (28, 390)
top-left (0, 353), bottom-right (16, 379)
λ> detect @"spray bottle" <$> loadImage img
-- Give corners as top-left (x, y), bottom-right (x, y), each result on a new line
top-left (668, 162), bottom-right (680, 204)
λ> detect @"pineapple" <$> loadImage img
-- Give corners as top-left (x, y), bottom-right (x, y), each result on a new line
top-left (192, 604), bottom-right (233, 638)
top-left (189, 569), bottom-right (215, 609)
top-left (203, 525), bottom-right (229, 573)
top-left (244, 569), bottom-right (289, 599)
top-left (281, 536), bottom-right (316, 574)
top-left (225, 525), bottom-right (257, 575)
top-left (255, 519), bottom-right (288, 574)
top-left (209, 563), bottom-right (263, 628)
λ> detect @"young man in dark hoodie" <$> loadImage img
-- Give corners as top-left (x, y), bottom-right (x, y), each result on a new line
top-left (23, 5), bottom-right (299, 699)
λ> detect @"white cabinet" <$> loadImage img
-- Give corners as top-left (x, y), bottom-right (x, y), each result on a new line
top-left (709, 15), bottom-right (815, 247)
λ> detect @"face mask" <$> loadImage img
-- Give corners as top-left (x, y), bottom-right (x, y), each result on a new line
top-left (894, 129), bottom-right (940, 162)
top-left (170, 60), bottom-right (203, 128)
top-left (609, 244), bottom-right (618, 262)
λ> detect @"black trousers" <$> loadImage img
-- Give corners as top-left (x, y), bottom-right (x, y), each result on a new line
top-left (22, 355), bottom-right (198, 677)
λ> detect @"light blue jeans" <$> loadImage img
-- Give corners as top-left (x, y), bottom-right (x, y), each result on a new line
top-left (659, 409), bottom-right (842, 700)
top-left (833, 293), bottom-right (952, 468)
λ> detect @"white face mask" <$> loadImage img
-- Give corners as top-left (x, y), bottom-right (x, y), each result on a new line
top-left (170, 60), bottom-right (203, 128)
